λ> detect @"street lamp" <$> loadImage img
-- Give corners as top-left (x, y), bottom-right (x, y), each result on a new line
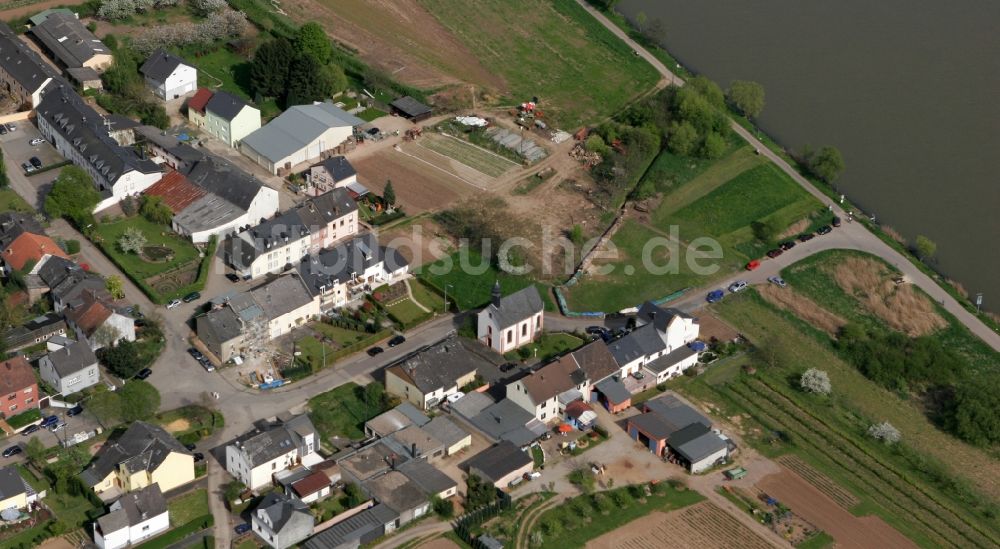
top-left (443, 284), bottom-right (453, 313)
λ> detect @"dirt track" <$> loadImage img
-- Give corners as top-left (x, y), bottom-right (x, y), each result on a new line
top-left (757, 469), bottom-right (917, 549)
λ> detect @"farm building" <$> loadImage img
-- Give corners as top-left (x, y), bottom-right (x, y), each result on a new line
top-left (626, 393), bottom-right (728, 473)
top-left (390, 96), bottom-right (432, 122)
top-left (29, 10), bottom-right (112, 72)
top-left (464, 441), bottom-right (533, 488)
top-left (240, 102), bottom-right (363, 175)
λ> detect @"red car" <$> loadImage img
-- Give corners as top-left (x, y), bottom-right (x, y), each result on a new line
top-left (746, 260), bottom-right (761, 271)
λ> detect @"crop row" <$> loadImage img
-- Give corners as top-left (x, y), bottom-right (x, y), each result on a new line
top-left (775, 455), bottom-right (860, 509)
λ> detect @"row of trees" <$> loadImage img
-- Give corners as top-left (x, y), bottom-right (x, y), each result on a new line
top-left (132, 9), bottom-right (248, 56)
top-left (249, 23), bottom-right (347, 108)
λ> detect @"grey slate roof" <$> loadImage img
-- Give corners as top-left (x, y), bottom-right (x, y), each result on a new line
top-left (608, 323), bottom-right (666, 366)
top-left (45, 339), bottom-right (97, 377)
top-left (571, 340), bottom-right (619, 384)
top-left (30, 11), bottom-right (109, 68)
top-left (249, 274), bottom-right (315, 320)
top-left (37, 85), bottom-right (161, 189)
top-left (98, 483), bottom-right (168, 534)
top-left (313, 156), bottom-right (356, 182)
top-left (465, 441), bottom-right (531, 483)
top-left (385, 336), bottom-right (495, 395)
top-left (241, 102), bottom-right (363, 163)
top-left (205, 90), bottom-right (252, 121)
top-left (361, 470), bottom-right (427, 514)
top-left (421, 416), bottom-right (468, 449)
top-left (594, 377), bottom-right (630, 404)
top-left (643, 393), bottom-right (712, 433)
top-left (398, 459), bottom-right (456, 497)
top-left (198, 306), bottom-right (243, 344)
top-left (140, 49), bottom-right (189, 83)
top-left (644, 345), bottom-right (698, 374)
top-left (81, 422), bottom-right (190, 487)
top-left (296, 233), bottom-right (407, 295)
top-left (365, 402), bottom-right (429, 438)
top-left (390, 96), bottom-right (431, 118)
top-left (234, 413), bottom-right (318, 467)
top-left (0, 22), bottom-right (58, 95)
top-left (182, 155), bottom-right (262, 210)
top-left (36, 255), bottom-right (80, 288)
top-left (636, 301), bottom-right (691, 333)
top-left (628, 412), bottom-right (675, 440)
top-left (303, 503), bottom-right (395, 549)
top-left (669, 423), bottom-right (726, 462)
top-left (255, 492), bottom-right (313, 538)
top-left (467, 398), bottom-right (534, 444)
top-left (484, 285), bottom-right (543, 330)
top-left (0, 465), bottom-right (27, 501)
top-left (0, 211), bottom-right (44, 249)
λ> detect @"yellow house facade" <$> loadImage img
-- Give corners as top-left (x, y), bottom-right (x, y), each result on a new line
top-left (81, 422), bottom-right (195, 499)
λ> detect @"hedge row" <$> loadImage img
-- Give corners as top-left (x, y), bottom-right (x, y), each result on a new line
top-left (92, 235), bottom-right (216, 305)
top-left (135, 514), bottom-right (214, 549)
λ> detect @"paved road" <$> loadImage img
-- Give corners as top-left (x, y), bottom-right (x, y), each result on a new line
top-left (576, 0), bottom-right (1000, 352)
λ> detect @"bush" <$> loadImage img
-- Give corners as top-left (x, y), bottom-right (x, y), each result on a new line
top-left (65, 239), bottom-right (80, 254)
top-left (800, 368), bottom-right (832, 395)
top-left (868, 421), bottom-right (901, 444)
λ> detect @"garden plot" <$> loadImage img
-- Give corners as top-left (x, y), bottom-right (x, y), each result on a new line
top-left (418, 133), bottom-right (518, 177)
top-left (586, 502), bottom-right (778, 549)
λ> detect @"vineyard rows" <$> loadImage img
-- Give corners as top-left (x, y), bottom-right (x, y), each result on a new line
top-left (611, 502), bottom-right (778, 549)
top-left (776, 455), bottom-right (860, 509)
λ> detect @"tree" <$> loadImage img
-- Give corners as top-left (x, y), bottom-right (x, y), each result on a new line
top-left (120, 195), bottom-right (137, 216)
top-left (344, 482), bottom-right (366, 507)
top-left (23, 437), bottom-right (46, 467)
top-left (667, 121), bottom-right (699, 156)
top-left (750, 219), bottom-right (779, 243)
top-left (800, 368), bottom-right (832, 394)
top-left (88, 390), bottom-right (122, 426)
top-left (584, 134), bottom-right (608, 156)
top-left (363, 382), bottom-right (385, 410)
top-left (382, 180), bottom-right (396, 207)
top-left (431, 496), bottom-right (454, 518)
top-left (727, 80), bottom-right (765, 118)
top-left (190, 0), bottom-right (226, 15)
top-left (295, 22), bottom-right (333, 64)
top-left (943, 379), bottom-right (1000, 447)
top-left (700, 131), bottom-right (727, 159)
top-left (102, 47), bottom-right (143, 96)
top-left (65, 239), bottom-right (80, 254)
top-left (224, 481), bottom-right (246, 503)
top-left (465, 474), bottom-right (497, 509)
top-left (868, 421), bottom-right (901, 444)
top-left (915, 235), bottom-right (936, 261)
top-left (687, 75), bottom-right (726, 108)
top-left (118, 226), bottom-right (147, 255)
top-left (320, 63), bottom-right (348, 97)
top-left (44, 166), bottom-right (100, 227)
top-left (106, 275), bottom-right (125, 300)
top-left (634, 11), bottom-right (648, 32)
top-left (250, 38), bottom-right (294, 98)
top-left (140, 195), bottom-right (173, 225)
top-left (285, 53), bottom-right (330, 106)
top-left (805, 146), bottom-right (845, 183)
top-left (98, 339), bottom-right (143, 378)
top-left (120, 380), bottom-right (160, 422)
top-left (92, 324), bottom-right (122, 349)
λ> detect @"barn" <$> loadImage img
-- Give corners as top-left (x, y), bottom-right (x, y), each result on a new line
top-left (390, 96), bottom-right (433, 122)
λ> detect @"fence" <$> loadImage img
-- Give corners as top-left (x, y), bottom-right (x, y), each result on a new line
top-left (452, 488), bottom-right (513, 548)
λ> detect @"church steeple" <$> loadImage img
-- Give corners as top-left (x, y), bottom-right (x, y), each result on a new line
top-left (491, 280), bottom-right (502, 308)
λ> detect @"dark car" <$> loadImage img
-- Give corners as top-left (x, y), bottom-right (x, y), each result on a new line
top-left (388, 335), bottom-right (406, 347)
top-left (135, 368), bottom-right (153, 380)
top-left (366, 127), bottom-right (380, 136)
top-left (779, 241), bottom-right (796, 251)
top-left (0, 125), bottom-right (7, 135)
top-left (766, 249), bottom-right (783, 259)
top-left (585, 326), bottom-right (606, 335)
top-left (193, 452), bottom-right (205, 462)
top-left (816, 225), bottom-right (833, 235)
top-left (706, 290), bottom-right (725, 303)
top-left (500, 362), bottom-right (517, 372)
top-left (182, 291), bottom-right (201, 303)
top-left (29, 156), bottom-right (42, 169)
top-left (225, 273), bottom-right (240, 282)
top-left (188, 348), bottom-right (204, 360)
top-left (66, 404), bottom-right (84, 417)
top-left (235, 523), bottom-right (252, 535)
top-left (21, 425), bottom-right (40, 436)
top-left (2, 445), bottom-right (21, 457)
top-left (832, 216), bottom-right (842, 228)
top-left (798, 233), bottom-right (815, 243)
top-left (367, 346), bottom-right (384, 357)
top-left (40, 415), bottom-right (59, 428)
top-left (184, 443), bottom-right (197, 451)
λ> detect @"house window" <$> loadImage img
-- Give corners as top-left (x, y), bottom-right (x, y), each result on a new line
top-left (142, 525), bottom-right (150, 532)
top-left (23, 387), bottom-right (31, 393)
top-left (506, 331), bottom-right (512, 344)
top-left (541, 413), bottom-right (546, 419)
top-left (8, 404), bottom-right (15, 411)
top-left (272, 463), bottom-right (277, 470)
top-left (522, 324), bottom-right (527, 337)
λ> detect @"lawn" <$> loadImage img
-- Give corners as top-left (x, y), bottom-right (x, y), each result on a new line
top-left (0, 188), bottom-right (33, 213)
top-left (420, 0), bottom-right (659, 127)
top-left (385, 298), bottom-right (429, 327)
top-left (509, 332), bottom-right (584, 362)
top-left (182, 46), bottom-right (281, 120)
top-left (419, 134), bottom-right (518, 178)
top-left (308, 382), bottom-right (389, 440)
top-left (168, 489), bottom-right (210, 526)
top-left (6, 408), bottom-right (41, 429)
top-left (409, 279), bottom-right (446, 312)
top-left (651, 145), bottom-right (761, 224)
top-left (417, 249), bottom-right (555, 311)
top-left (357, 108), bottom-right (387, 122)
top-left (295, 323), bottom-right (386, 374)
top-left (531, 482), bottom-right (704, 548)
top-left (92, 216), bottom-right (200, 279)
top-left (154, 405), bottom-right (224, 445)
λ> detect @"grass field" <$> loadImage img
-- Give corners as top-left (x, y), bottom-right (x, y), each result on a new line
top-left (385, 297), bottom-right (428, 326)
top-left (92, 216), bottom-right (200, 279)
top-left (295, 323), bottom-right (383, 373)
top-left (420, 0), bottom-right (659, 126)
top-left (509, 332), bottom-right (584, 362)
top-left (168, 489), bottom-right (209, 526)
top-left (308, 382), bottom-right (389, 440)
top-left (0, 188), bottom-right (32, 213)
top-left (183, 47), bottom-right (281, 120)
top-left (420, 134), bottom-right (518, 177)
top-left (417, 249), bottom-right (555, 311)
top-left (409, 279), bottom-right (446, 312)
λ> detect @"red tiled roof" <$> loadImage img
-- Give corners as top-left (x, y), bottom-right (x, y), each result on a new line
top-left (65, 291), bottom-right (113, 336)
top-left (1, 232), bottom-right (68, 271)
top-left (291, 470), bottom-right (331, 498)
top-left (188, 88), bottom-right (213, 115)
top-left (0, 356), bottom-right (36, 394)
top-left (565, 400), bottom-right (593, 419)
top-left (143, 171), bottom-right (207, 213)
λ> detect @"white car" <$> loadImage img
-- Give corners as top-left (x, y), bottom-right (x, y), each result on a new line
top-left (728, 280), bottom-right (748, 293)
top-left (767, 276), bottom-right (787, 288)
top-left (166, 299), bottom-right (182, 309)
top-left (29, 138), bottom-right (43, 146)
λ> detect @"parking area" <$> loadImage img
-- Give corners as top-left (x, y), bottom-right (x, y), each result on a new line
top-left (1, 404), bottom-right (104, 461)
top-left (0, 122), bottom-right (65, 209)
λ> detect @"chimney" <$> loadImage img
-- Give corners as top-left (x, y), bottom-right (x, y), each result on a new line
top-left (411, 442), bottom-right (418, 458)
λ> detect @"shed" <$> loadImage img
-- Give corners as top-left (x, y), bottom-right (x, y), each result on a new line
top-left (390, 96), bottom-right (432, 122)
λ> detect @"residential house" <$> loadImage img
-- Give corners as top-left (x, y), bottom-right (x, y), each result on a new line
top-left (226, 413), bottom-right (319, 491)
top-left (464, 441), bottom-right (533, 488)
top-left (306, 156), bottom-right (366, 197)
top-left (0, 22), bottom-right (58, 110)
top-left (453, 394), bottom-right (546, 447)
top-left (385, 425), bottom-right (444, 462)
top-left (302, 503), bottom-right (398, 549)
top-left (187, 88), bottom-right (260, 147)
top-left (46, 267), bottom-right (107, 314)
top-left (1, 231), bottom-right (68, 275)
top-left (363, 402), bottom-right (429, 438)
top-left (251, 493), bottom-right (314, 549)
top-left (133, 125), bottom-right (205, 172)
top-left (285, 470), bottom-right (332, 504)
top-left (63, 289), bottom-right (136, 350)
top-left (0, 212), bottom-right (51, 274)
top-left (389, 96), bottom-right (432, 122)
top-left (224, 189), bottom-right (359, 279)
top-left (81, 421), bottom-right (195, 498)
top-left (384, 336), bottom-right (499, 410)
top-left (506, 355), bottom-right (588, 423)
top-left (0, 465), bottom-right (43, 512)
top-left (240, 102), bottom-right (363, 175)
top-left (2, 312), bottom-right (67, 351)
top-left (29, 10), bottom-right (112, 71)
top-left (140, 49), bottom-right (196, 100)
top-left (361, 471), bottom-right (430, 525)
top-left (38, 339), bottom-right (99, 394)
top-left (93, 484), bottom-right (169, 549)
top-left (627, 393), bottom-right (728, 473)
top-left (197, 274), bottom-right (319, 361)
top-left (36, 86), bottom-right (163, 213)
top-left (608, 302), bottom-right (700, 381)
top-left (0, 356), bottom-right (38, 418)
top-left (295, 233), bottom-right (409, 308)
top-left (477, 283), bottom-right (543, 354)
top-left (397, 459), bottom-right (458, 500)
top-left (420, 416), bottom-right (471, 456)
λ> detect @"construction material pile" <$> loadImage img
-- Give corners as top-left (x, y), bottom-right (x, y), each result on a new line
top-left (485, 127), bottom-right (547, 162)
top-left (570, 143), bottom-right (601, 168)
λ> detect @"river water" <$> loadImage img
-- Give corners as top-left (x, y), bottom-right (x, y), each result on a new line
top-left (617, 0), bottom-right (1000, 311)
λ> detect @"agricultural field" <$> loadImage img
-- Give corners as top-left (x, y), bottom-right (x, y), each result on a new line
top-left (585, 501), bottom-right (774, 549)
top-left (353, 148), bottom-right (478, 213)
top-left (419, 134), bottom-right (518, 178)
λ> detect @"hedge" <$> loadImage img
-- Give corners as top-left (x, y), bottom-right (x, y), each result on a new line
top-left (135, 514), bottom-right (214, 549)
top-left (92, 235), bottom-right (216, 305)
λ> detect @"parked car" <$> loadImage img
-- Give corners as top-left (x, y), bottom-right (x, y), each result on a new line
top-left (21, 425), bottom-right (39, 435)
top-left (135, 368), bottom-right (153, 380)
top-left (706, 290), bottom-right (725, 303)
top-left (388, 335), bottom-right (406, 347)
top-left (6, 123), bottom-right (16, 131)
top-left (188, 348), bottom-right (204, 360)
top-left (29, 138), bottom-right (44, 146)
top-left (29, 157), bottom-right (41, 169)
top-left (524, 471), bottom-right (542, 480)
top-left (0, 125), bottom-right (8, 135)
top-left (66, 404), bottom-right (84, 417)
top-left (166, 299), bottom-right (182, 309)
top-left (48, 421), bottom-right (66, 432)
top-left (193, 452), bottom-right (205, 462)
top-left (816, 225), bottom-right (832, 235)
top-left (182, 291), bottom-right (201, 303)
top-left (798, 233), bottom-right (815, 242)
top-left (779, 241), bottom-right (796, 251)
top-left (766, 249), bottom-right (783, 259)
top-left (745, 260), bottom-right (761, 271)
top-left (728, 280), bottom-right (748, 293)
top-left (22, 162), bottom-right (34, 173)
top-left (633, 370), bottom-right (645, 380)
top-left (585, 326), bottom-right (607, 335)
top-left (367, 346), bottom-right (384, 357)
top-left (234, 524), bottom-right (252, 535)
top-left (366, 127), bottom-right (380, 136)
top-left (2, 445), bottom-right (21, 457)
top-left (225, 273), bottom-right (240, 282)
top-left (767, 276), bottom-right (787, 288)
top-left (184, 443), bottom-right (196, 451)
top-left (500, 362), bottom-right (517, 373)
top-left (40, 415), bottom-right (59, 428)
top-left (832, 216), bottom-right (842, 228)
